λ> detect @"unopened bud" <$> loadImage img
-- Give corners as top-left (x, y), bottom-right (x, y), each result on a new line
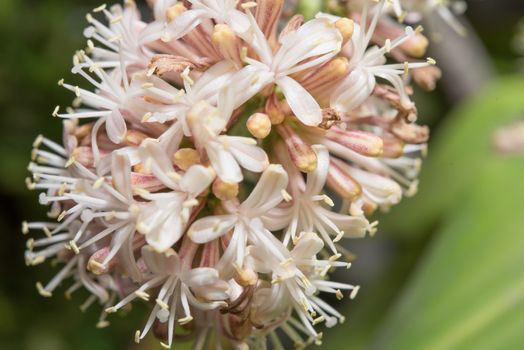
top-left (255, 0), bottom-right (284, 45)
top-left (301, 57), bottom-right (349, 92)
top-left (87, 247), bottom-right (114, 275)
top-left (412, 65), bottom-right (442, 91)
top-left (277, 124), bottom-right (317, 173)
top-left (327, 161), bottom-right (362, 201)
top-left (166, 3), bottom-right (186, 23)
top-left (326, 128), bottom-right (384, 157)
top-left (335, 18), bottom-right (354, 45)
top-left (212, 24), bottom-right (242, 65)
top-left (401, 33), bottom-right (429, 58)
top-left (265, 93), bottom-right (286, 125)
top-left (212, 178), bottom-right (239, 200)
top-left (391, 121), bottom-right (429, 144)
top-left (124, 129), bottom-right (148, 146)
top-left (381, 134), bottom-right (405, 158)
top-left (247, 113), bottom-right (272, 139)
top-left (173, 148), bottom-right (201, 171)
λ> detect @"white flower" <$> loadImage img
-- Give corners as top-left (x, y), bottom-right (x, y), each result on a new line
top-left (263, 145), bottom-right (371, 253)
top-left (330, 0), bottom-right (431, 112)
top-left (143, 0), bottom-right (251, 43)
top-left (84, 3), bottom-right (153, 70)
top-left (139, 60), bottom-right (237, 130)
top-left (106, 245), bottom-right (229, 348)
top-left (187, 100), bottom-right (269, 183)
top-left (230, 14), bottom-right (343, 126)
top-left (57, 54), bottom-right (154, 165)
top-left (24, 1), bottom-right (435, 347)
top-left (135, 138), bottom-right (215, 251)
top-left (188, 164), bottom-right (288, 276)
top-left (247, 232), bottom-right (357, 343)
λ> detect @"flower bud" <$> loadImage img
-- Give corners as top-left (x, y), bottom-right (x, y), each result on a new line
top-left (234, 265), bottom-right (258, 287)
top-left (381, 134), bottom-right (405, 158)
top-left (301, 57), bottom-right (349, 92)
top-left (212, 178), bottom-right (239, 200)
top-left (327, 160), bottom-right (362, 201)
top-left (326, 128), bottom-right (384, 157)
top-left (247, 113), bottom-right (272, 139)
top-left (277, 124), bottom-right (317, 173)
top-left (412, 65), bottom-right (442, 91)
top-left (124, 129), bottom-right (148, 146)
top-left (335, 18), bottom-right (354, 45)
top-left (401, 33), bottom-right (429, 58)
top-left (265, 93), bottom-right (286, 125)
top-left (166, 3), bottom-right (186, 23)
top-left (255, 0), bottom-right (284, 45)
top-left (212, 24), bottom-right (242, 65)
top-left (173, 148), bottom-right (201, 171)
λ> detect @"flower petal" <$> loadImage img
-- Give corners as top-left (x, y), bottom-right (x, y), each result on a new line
top-left (179, 165), bottom-right (216, 196)
top-left (111, 151), bottom-right (133, 200)
top-left (188, 215), bottom-right (237, 244)
top-left (305, 145), bottom-right (329, 196)
top-left (221, 136), bottom-right (269, 173)
top-left (277, 76), bottom-right (322, 126)
top-left (206, 141), bottom-right (243, 183)
top-left (106, 109), bottom-right (127, 144)
top-left (241, 164), bottom-right (288, 216)
top-left (292, 231), bottom-right (324, 259)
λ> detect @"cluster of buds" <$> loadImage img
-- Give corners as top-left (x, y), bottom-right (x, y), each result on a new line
top-left (24, 1), bottom-right (441, 348)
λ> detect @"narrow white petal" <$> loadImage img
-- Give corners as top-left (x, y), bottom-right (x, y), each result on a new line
top-left (277, 76), bottom-right (322, 126)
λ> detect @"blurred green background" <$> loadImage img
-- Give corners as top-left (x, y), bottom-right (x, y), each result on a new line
top-left (0, 1), bottom-right (523, 349)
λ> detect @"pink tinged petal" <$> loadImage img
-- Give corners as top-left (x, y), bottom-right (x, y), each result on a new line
top-left (191, 61), bottom-right (237, 103)
top-left (220, 136), bottom-right (269, 173)
top-left (196, 280), bottom-right (230, 300)
top-left (227, 10), bottom-right (250, 34)
top-left (326, 128), bottom-right (384, 157)
top-left (138, 19), bottom-right (165, 44)
top-left (111, 152), bottom-right (133, 201)
top-left (305, 145), bottom-right (329, 196)
top-left (342, 165), bottom-right (402, 206)
top-left (165, 9), bottom-right (207, 41)
top-left (245, 245), bottom-right (274, 274)
top-left (158, 122), bottom-right (184, 158)
top-left (139, 139), bottom-right (179, 189)
top-left (188, 214), bottom-right (237, 244)
top-left (319, 207), bottom-right (369, 238)
top-left (241, 164), bottom-right (289, 216)
top-left (145, 212), bottom-right (183, 252)
top-left (240, 10), bottom-right (274, 65)
top-left (276, 76), bottom-right (322, 126)
top-left (141, 245), bottom-right (180, 275)
top-left (205, 142), bottom-right (243, 183)
top-left (186, 267), bottom-right (219, 287)
top-left (275, 18), bottom-right (342, 72)
top-left (223, 65), bottom-right (275, 111)
top-left (179, 165), bottom-right (215, 196)
top-left (106, 109), bottom-right (127, 144)
top-left (292, 231), bottom-right (324, 259)
top-left (331, 68), bottom-right (375, 113)
top-left (261, 206), bottom-right (294, 231)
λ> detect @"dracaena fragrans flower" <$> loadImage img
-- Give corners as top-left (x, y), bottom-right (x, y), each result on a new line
top-left (25, 0), bottom-right (437, 348)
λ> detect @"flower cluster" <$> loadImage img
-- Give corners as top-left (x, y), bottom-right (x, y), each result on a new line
top-left (24, 1), bottom-right (439, 348)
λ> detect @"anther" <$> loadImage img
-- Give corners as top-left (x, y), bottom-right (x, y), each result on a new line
top-left (36, 282), bottom-right (52, 298)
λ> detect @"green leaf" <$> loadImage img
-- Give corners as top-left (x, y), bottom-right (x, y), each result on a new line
top-left (372, 157), bottom-right (524, 350)
top-left (381, 76), bottom-right (524, 237)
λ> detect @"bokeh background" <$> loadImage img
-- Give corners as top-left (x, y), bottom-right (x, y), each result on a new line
top-left (1, 1), bottom-right (523, 349)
